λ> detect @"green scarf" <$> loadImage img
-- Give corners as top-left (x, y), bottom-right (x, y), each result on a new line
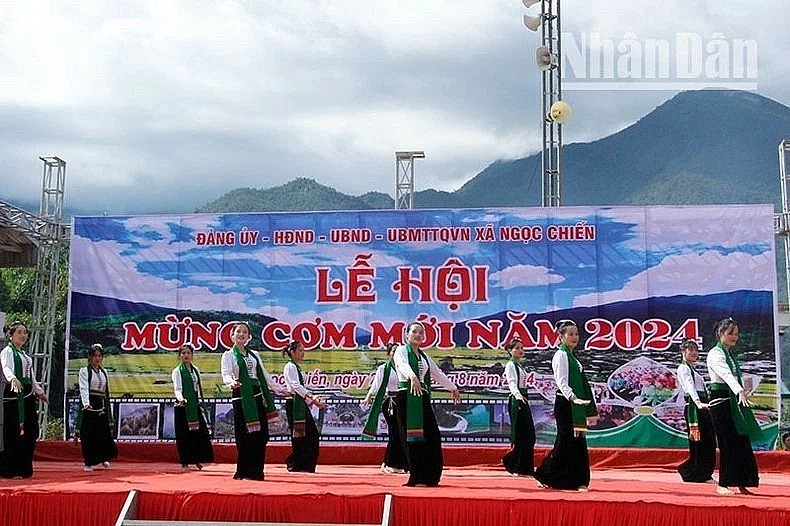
top-left (75, 365), bottom-right (113, 431)
top-left (362, 360), bottom-right (393, 438)
top-left (179, 362), bottom-right (202, 431)
top-left (561, 344), bottom-right (597, 435)
top-left (397, 344), bottom-right (430, 443)
top-left (289, 358), bottom-right (308, 438)
top-left (508, 357), bottom-right (528, 443)
top-left (715, 342), bottom-right (762, 441)
top-left (9, 343), bottom-right (31, 436)
top-left (680, 360), bottom-right (706, 441)
top-left (233, 345), bottom-right (277, 433)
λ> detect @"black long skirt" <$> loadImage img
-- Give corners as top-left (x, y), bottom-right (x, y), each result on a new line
top-left (174, 404), bottom-right (214, 466)
top-left (382, 396), bottom-right (408, 470)
top-left (502, 397), bottom-right (536, 475)
top-left (709, 389), bottom-right (759, 488)
top-left (534, 394), bottom-right (590, 489)
top-left (285, 398), bottom-right (320, 472)
top-left (232, 387), bottom-right (268, 480)
top-left (80, 394), bottom-right (118, 467)
top-left (395, 390), bottom-right (443, 486)
top-left (677, 404), bottom-right (716, 483)
top-left (0, 384), bottom-right (39, 478)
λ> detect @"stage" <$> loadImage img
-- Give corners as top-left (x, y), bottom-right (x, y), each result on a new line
top-left (0, 442), bottom-right (788, 526)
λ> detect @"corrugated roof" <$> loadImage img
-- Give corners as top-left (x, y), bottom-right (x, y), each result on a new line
top-left (0, 221), bottom-right (37, 268)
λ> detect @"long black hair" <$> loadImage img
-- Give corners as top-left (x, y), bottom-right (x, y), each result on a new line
top-left (555, 320), bottom-right (577, 335)
top-left (282, 339), bottom-right (303, 359)
top-left (504, 338), bottom-right (523, 353)
top-left (3, 320), bottom-right (26, 340)
top-left (714, 317), bottom-right (738, 339)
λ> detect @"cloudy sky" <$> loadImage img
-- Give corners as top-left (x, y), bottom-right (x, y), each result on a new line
top-left (1, 1), bottom-right (787, 215)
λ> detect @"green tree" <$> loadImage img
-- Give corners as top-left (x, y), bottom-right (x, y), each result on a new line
top-left (0, 260), bottom-right (68, 420)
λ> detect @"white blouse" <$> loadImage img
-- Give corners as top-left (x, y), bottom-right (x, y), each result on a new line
top-left (706, 346), bottom-right (743, 395)
top-left (283, 361), bottom-right (312, 399)
top-left (220, 348), bottom-right (278, 391)
top-left (78, 366), bottom-right (109, 408)
top-left (551, 349), bottom-right (581, 401)
top-left (504, 360), bottom-right (529, 397)
top-left (676, 362), bottom-right (706, 404)
top-left (364, 362), bottom-right (400, 399)
top-left (392, 344), bottom-right (457, 392)
top-left (171, 365), bottom-right (202, 403)
top-left (0, 345), bottom-right (44, 395)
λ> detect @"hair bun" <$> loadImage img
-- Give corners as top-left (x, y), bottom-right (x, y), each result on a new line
top-left (555, 320), bottom-right (576, 331)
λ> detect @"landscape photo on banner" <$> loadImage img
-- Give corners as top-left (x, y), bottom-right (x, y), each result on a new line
top-left (65, 205), bottom-right (780, 448)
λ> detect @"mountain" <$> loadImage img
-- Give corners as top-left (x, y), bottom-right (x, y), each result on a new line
top-left (196, 178), bottom-right (393, 213)
top-left (421, 90), bottom-right (790, 208)
top-left (197, 90), bottom-right (790, 212)
top-left (357, 191), bottom-right (394, 209)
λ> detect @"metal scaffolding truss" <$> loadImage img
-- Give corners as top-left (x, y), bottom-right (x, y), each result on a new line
top-left (395, 151), bottom-right (425, 210)
top-left (777, 139), bottom-right (790, 309)
top-left (0, 157), bottom-right (69, 435)
top-left (539, 0), bottom-right (562, 207)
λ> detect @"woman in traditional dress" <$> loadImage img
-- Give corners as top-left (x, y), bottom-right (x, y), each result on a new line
top-left (535, 320), bottom-right (597, 491)
top-left (676, 338), bottom-right (716, 483)
top-left (392, 321), bottom-right (461, 487)
top-left (502, 338), bottom-right (536, 476)
top-left (282, 340), bottom-right (326, 473)
top-left (220, 322), bottom-right (282, 480)
top-left (0, 321), bottom-right (48, 479)
top-left (76, 343), bottom-right (118, 471)
top-left (172, 343), bottom-right (214, 470)
top-left (706, 317), bottom-right (760, 495)
top-left (362, 342), bottom-right (408, 474)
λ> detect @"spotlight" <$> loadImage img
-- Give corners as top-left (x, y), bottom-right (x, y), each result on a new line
top-left (548, 100), bottom-right (572, 124)
top-left (536, 45), bottom-right (557, 71)
top-left (523, 14), bottom-right (543, 32)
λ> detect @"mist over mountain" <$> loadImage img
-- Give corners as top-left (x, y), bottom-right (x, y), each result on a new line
top-left (197, 90), bottom-right (790, 213)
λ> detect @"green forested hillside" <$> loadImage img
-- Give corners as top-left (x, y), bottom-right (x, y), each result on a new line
top-left (198, 90), bottom-right (789, 213)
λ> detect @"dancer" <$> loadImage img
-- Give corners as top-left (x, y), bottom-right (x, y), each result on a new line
top-left (0, 321), bottom-right (48, 479)
top-left (535, 320), bottom-right (597, 491)
top-left (392, 321), bottom-right (461, 487)
top-left (283, 340), bottom-right (326, 473)
top-left (502, 338), bottom-right (536, 476)
top-left (676, 338), bottom-right (716, 483)
top-left (706, 317), bottom-right (760, 495)
top-left (220, 322), bottom-right (282, 480)
top-left (76, 344), bottom-right (118, 471)
top-left (172, 343), bottom-right (214, 470)
top-left (362, 342), bottom-right (408, 474)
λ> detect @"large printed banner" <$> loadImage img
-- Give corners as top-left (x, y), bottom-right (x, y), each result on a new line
top-left (66, 205), bottom-right (781, 448)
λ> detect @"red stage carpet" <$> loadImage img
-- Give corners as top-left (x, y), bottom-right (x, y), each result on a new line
top-left (0, 442), bottom-right (787, 526)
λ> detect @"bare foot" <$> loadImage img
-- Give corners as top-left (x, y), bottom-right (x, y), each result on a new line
top-left (577, 486), bottom-right (589, 492)
top-left (717, 486), bottom-right (735, 495)
top-left (536, 480), bottom-right (548, 489)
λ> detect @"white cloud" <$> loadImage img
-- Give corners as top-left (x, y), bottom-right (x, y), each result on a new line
top-left (573, 250), bottom-right (775, 307)
top-left (596, 205), bottom-right (775, 250)
top-left (0, 1), bottom-right (786, 214)
top-left (491, 264), bottom-right (565, 290)
top-left (69, 235), bottom-right (259, 312)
